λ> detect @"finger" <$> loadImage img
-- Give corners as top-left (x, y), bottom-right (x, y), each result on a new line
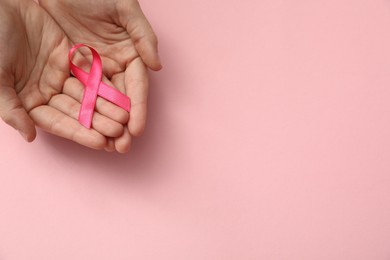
top-left (111, 72), bottom-right (126, 94)
top-left (48, 94), bottom-right (124, 138)
top-left (62, 77), bottom-right (129, 124)
top-left (110, 73), bottom-right (132, 152)
top-left (122, 2), bottom-right (162, 71)
top-left (29, 105), bottom-right (107, 150)
top-left (0, 84), bottom-right (36, 142)
top-left (105, 138), bottom-right (116, 152)
top-left (114, 126), bottom-right (132, 153)
top-left (124, 57), bottom-right (149, 136)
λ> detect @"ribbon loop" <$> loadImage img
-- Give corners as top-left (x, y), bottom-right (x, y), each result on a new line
top-left (68, 44), bottom-right (131, 128)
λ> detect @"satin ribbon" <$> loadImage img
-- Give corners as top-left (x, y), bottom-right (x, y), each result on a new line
top-left (68, 44), bottom-right (130, 128)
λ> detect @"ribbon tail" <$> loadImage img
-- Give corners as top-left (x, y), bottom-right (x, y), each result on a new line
top-left (71, 67), bottom-right (130, 112)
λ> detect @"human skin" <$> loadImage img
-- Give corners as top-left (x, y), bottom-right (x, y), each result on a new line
top-left (39, 0), bottom-right (162, 152)
top-left (0, 0), bottom-right (130, 151)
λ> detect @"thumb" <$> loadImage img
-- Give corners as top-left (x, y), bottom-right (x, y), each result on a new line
top-left (0, 79), bottom-right (36, 142)
top-left (120, 1), bottom-right (162, 71)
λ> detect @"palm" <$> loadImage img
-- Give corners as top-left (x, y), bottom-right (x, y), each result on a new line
top-left (0, 0), bottom-right (67, 107)
top-left (44, 11), bottom-right (139, 78)
top-left (16, 18), bottom-right (69, 117)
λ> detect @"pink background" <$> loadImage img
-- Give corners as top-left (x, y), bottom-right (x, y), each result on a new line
top-left (1, 0), bottom-right (390, 259)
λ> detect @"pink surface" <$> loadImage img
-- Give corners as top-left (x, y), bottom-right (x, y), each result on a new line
top-left (1, 0), bottom-right (390, 259)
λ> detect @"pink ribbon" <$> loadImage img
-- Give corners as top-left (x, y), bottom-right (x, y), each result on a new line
top-left (68, 44), bottom-right (130, 128)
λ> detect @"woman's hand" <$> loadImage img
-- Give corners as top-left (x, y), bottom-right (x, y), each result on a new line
top-left (39, 0), bottom-right (162, 151)
top-left (0, 0), bottom-right (128, 150)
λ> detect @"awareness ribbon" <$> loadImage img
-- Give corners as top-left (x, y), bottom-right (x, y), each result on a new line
top-left (68, 44), bottom-right (130, 128)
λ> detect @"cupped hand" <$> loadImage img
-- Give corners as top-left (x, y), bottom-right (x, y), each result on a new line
top-left (0, 0), bottom-right (128, 150)
top-left (39, 0), bottom-right (162, 152)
